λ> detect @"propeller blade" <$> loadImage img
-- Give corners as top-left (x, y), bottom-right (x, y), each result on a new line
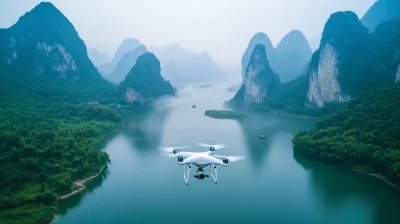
top-left (213, 155), bottom-right (246, 162)
top-left (159, 147), bottom-right (175, 153)
top-left (227, 156), bottom-right (246, 162)
top-left (197, 143), bottom-right (226, 150)
top-left (197, 143), bottom-right (211, 148)
top-left (159, 146), bottom-right (191, 153)
top-left (160, 153), bottom-right (179, 157)
top-left (213, 144), bottom-right (226, 150)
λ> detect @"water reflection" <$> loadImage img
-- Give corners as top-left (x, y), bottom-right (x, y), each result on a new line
top-left (239, 113), bottom-right (314, 168)
top-left (293, 152), bottom-right (400, 224)
top-left (123, 103), bottom-right (171, 153)
top-left (57, 168), bottom-right (109, 216)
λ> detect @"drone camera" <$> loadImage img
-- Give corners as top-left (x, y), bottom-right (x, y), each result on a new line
top-left (194, 170), bottom-right (210, 180)
top-left (223, 158), bottom-right (229, 164)
top-left (210, 146), bottom-right (215, 152)
top-left (173, 149), bottom-right (179, 154)
top-left (178, 156), bottom-right (183, 162)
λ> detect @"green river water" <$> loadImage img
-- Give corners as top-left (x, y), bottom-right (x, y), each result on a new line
top-left (54, 84), bottom-right (400, 224)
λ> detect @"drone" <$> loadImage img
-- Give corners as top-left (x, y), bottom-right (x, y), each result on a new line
top-left (160, 143), bottom-right (245, 185)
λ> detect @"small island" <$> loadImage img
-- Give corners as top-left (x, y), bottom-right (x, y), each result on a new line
top-left (198, 84), bottom-right (213, 88)
top-left (226, 84), bottom-right (241, 93)
top-left (204, 110), bottom-right (245, 120)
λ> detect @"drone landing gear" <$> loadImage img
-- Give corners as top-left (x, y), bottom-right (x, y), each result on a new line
top-left (183, 164), bottom-right (191, 185)
top-left (210, 165), bottom-right (218, 184)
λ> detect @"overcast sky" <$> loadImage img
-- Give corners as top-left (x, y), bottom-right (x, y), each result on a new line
top-left (0, 0), bottom-right (375, 66)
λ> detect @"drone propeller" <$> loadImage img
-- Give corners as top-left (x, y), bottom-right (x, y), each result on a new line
top-left (159, 146), bottom-right (191, 153)
top-left (197, 143), bottom-right (226, 150)
top-left (213, 155), bottom-right (246, 162)
top-left (160, 151), bottom-right (194, 158)
top-left (160, 153), bottom-right (179, 158)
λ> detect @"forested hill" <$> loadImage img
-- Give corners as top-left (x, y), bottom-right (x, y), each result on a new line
top-left (118, 52), bottom-right (175, 104)
top-left (0, 2), bottom-right (130, 223)
top-left (0, 1), bottom-right (110, 87)
top-left (293, 83), bottom-right (400, 187)
top-left (0, 66), bottom-right (121, 223)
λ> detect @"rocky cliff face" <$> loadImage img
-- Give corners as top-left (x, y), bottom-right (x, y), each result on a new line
top-left (361, 0), bottom-right (400, 32)
top-left (234, 44), bottom-right (280, 105)
top-left (306, 43), bottom-right (350, 107)
top-left (241, 33), bottom-right (277, 83)
top-left (0, 2), bottom-right (101, 82)
top-left (242, 31), bottom-right (312, 83)
top-left (118, 53), bottom-right (175, 104)
top-left (305, 11), bottom-right (369, 108)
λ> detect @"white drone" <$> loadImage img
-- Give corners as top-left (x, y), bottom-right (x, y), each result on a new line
top-left (160, 143), bottom-right (245, 185)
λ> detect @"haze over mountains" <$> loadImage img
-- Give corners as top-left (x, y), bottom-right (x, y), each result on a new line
top-left (241, 30), bottom-right (312, 83)
top-left (149, 43), bottom-right (225, 87)
top-left (361, 0), bottom-right (400, 31)
top-left (94, 39), bottom-right (226, 87)
top-left (87, 48), bottom-right (111, 66)
top-left (230, 1), bottom-right (400, 113)
top-left (0, 2), bottom-right (174, 104)
top-left (1, 1), bottom-right (400, 224)
top-left (97, 38), bottom-right (141, 75)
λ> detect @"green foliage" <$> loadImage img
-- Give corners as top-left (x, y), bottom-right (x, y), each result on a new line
top-left (227, 76), bottom-right (344, 117)
top-left (0, 67), bottom-right (121, 223)
top-left (293, 84), bottom-right (400, 186)
top-left (118, 52), bottom-right (175, 98)
top-left (204, 110), bottom-right (245, 121)
top-left (0, 2), bottom-right (106, 83)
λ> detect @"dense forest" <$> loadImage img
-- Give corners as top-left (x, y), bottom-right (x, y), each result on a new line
top-left (293, 84), bottom-right (400, 186)
top-left (0, 67), bottom-right (122, 224)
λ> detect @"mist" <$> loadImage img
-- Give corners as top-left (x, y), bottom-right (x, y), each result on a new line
top-left (0, 0), bottom-right (375, 66)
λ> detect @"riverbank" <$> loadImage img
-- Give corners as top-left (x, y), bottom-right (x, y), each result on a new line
top-left (257, 110), bottom-right (316, 120)
top-left (352, 168), bottom-right (400, 193)
top-left (58, 165), bottom-right (107, 200)
top-left (51, 165), bottom-right (106, 223)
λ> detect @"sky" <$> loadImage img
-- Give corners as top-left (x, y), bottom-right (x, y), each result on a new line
top-left (0, 0), bottom-right (375, 66)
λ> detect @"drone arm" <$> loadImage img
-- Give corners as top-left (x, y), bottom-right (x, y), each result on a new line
top-left (183, 164), bottom-right (191, 185)
top-left (210, 164), bottom-right (218, 184)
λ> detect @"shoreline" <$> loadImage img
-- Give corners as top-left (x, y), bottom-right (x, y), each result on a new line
top-left (353, 169), bottom-right (400, 192)
top-left (51, 165), bottom-right (106, 224)
top-left (259, 110), bottom-right (316, 119)
top-left (58, 165), bottom-right (106, 200)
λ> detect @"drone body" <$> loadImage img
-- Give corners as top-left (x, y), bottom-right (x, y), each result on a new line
top-left (178, 153), bottom-right (228, 167)
top-left (160, 143), bottom-right (244, 185)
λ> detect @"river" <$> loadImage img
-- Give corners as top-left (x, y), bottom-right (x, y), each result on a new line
top-left (54, 84), bottom-right (400, 224)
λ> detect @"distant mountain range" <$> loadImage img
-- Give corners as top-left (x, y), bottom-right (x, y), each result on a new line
top-left (149, 43), bottom-right (226, 87)
top-left (97, 38), bottom-right (141, 75)
top-left (105, 44), bottom-right (148, 84)
top-left (0, 2), bottom-right (175, 104)
top-left (241, 30), bottom-right (312, 83)
top-left (93, 40), bottom-right (225, 87)
top-left (230, 3), bottom-right (400, 114)
top-left (88, 48), bottom-right (111, 66)
top-left (361, 0), bottom-right (400, 31)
